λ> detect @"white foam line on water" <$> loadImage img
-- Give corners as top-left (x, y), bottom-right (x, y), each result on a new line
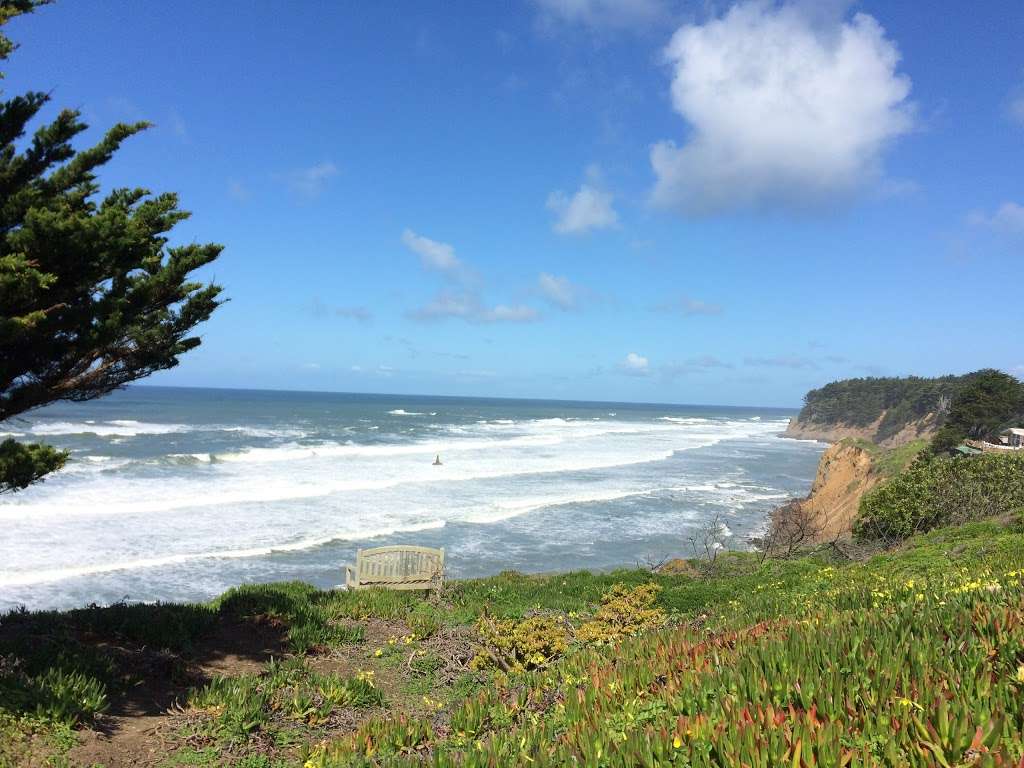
top-left (0, 418), bottom-right (791, 519)
top-left (28, 419), bottom-right (193, 436)
top-left (0, 520), bottom-right (448, 587)
top-left (25, 420), bottom-right (306, 439)
top-left (1, 469), bottom-right (793, 587)
top-left (0, 446), bottom-right (684, 519)
top-left (465, 487), bottom-right (658, 524)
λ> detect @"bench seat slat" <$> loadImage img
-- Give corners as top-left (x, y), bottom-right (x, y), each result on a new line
top-left (346, 545), bottom-right (444, 591)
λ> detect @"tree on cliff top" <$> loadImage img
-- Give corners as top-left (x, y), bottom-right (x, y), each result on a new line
top-left (930, 369), bottom-right (1024, 454)
top-left (0, 1), bottom-right (224, 493)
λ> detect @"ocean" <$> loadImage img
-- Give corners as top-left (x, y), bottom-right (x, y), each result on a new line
top-left (0, 386), bottom-right (824, 611)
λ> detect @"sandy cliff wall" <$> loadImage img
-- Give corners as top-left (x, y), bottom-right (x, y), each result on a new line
top-left (786, 441), bottom-right (880, 541)
top-left (783, 411), bottom-right (940, 448)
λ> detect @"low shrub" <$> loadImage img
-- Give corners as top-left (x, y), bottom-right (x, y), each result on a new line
top-left (0, 657), bottom-right (107, 727)
top-left (469, 583), bottom-right (668, 673)
top-left (854, 452), bottom-right (1024, 542)
top-left (213, 583), bottom-right (365, 653)
top-left (470, 614), bottom-right (570, 673)
top-left (189, 658), bottom-right (383, 741)
top-left (0, 624), bottom-right (115, 728)
top-left (574, 583), bottom-right (665, 644)
top-left (304, 714), bottom-right (434, 766)
top-left (406, 603), bottom-right (442, 639)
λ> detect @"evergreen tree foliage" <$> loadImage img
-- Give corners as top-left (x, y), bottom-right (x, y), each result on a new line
top-left (0, 1), bottom-right (224, 493)
top-left (930, 369), bottom-right (1024, 454)
top-left (796, 373), bottom-right (977, 443)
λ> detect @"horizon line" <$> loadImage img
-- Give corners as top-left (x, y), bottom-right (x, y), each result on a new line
top-left (128, 383), bottom-right (802, 412)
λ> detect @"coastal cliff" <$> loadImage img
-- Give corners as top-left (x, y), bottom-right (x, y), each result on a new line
top-left (773, 437), bottom-right (929, 545)
top-left (784, 373), bottom-right (974, 448)
top-left (783, 411), bottom-right (941, 447)
top-left (776, 440), bottom-right (879, 542)
top-left (773, 373), bottom-right (972, 542)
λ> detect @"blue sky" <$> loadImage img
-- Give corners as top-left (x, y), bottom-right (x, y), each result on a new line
top-left (6, 0), bottom-right (1023, 407)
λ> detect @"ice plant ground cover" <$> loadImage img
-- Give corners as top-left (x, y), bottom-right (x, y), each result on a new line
top-left (1, 521), bottom-right (1022, 766)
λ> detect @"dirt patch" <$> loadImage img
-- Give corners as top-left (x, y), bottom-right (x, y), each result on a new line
top-left (65, 617), bottom-right (286, 768)
top-left (49, 614), bottom-right (477, 767)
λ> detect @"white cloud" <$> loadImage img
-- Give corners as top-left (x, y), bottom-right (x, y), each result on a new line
top-left (661, 355), bottom-right (732, 379)
top-left (411, 291), bottom-right (476, 320)
top-left (484, 304), bottom-right (540, 322)
top-left (288, 161), bottom-right (338, 198)
top-left (409, 291), bottom-right (539, 324)
top-left (351, 364), bottom-right (395, 377)
top-left (168, 108), bottom-right (187, 139)
top-left (335, 306), bottom-right (373, 322)
top-left (650, 1), bottom-right (913, 214)
top-left (547, 183), bottom-right (618, 234)
top-left (308, 298), bottom-right (372, 322)
top-left (1011, 97), bottom-right (1024, 126)
top-left (534, 0), bottom-right (669, 30)
top-left (404, 231), bottom-right (537, 322)
top-left (401, 229), bottom-right (462, 272)
top-left (621, 351), bottom-right (650, 375)
top-left (227, 179), bottom-right (250, 202)
top-left (745, 354), bottom-right (817, 370)
top-left (1009, 81), bottom-right (1024, 126)
top-left (968, 202), bottom-right (1024, 234)
top-left (656, 296), bottom-right (722, 316)
top-left (537, 273), bottom-right (579, 309)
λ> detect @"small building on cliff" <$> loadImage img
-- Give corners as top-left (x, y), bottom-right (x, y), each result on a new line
top-left (999, 428), bottom-right (1024, 449)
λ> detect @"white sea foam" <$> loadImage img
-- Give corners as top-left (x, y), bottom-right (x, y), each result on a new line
top-left (165, 453), bottom-right (214, 464)
top-left (388, 409), bottom-right (424, 416)
top-left (28, 419), bottom-right (192, 436)
top-left (0, 519), bottom-right (450, 587)
top-left (218, 426), bottom-right (305, 438)
top-left (1, 416), bottom-right (790, 521)
top-left (465, 487), bottom-right (660, 525)
top-left (0, 409), bottom-right (814, 603)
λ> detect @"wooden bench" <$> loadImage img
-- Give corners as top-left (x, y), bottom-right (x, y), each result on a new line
top-left (345, 545), bottom-right (445, 591)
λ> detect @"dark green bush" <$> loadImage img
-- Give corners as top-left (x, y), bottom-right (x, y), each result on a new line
top-left (0, 656), bottom-right (108, 727)
top-left (214, 583), bottom-right (364, 653)
top-left (854, 453), bottom-right (1024, 542)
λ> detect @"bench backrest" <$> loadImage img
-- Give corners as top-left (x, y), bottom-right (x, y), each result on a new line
top-left (352, 546), bottom-right (444, 590)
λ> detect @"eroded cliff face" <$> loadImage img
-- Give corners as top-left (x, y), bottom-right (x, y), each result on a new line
top-left (787, 441), bottom-right (879, 542)
top-left (783, 411), bottom-right (940, 448)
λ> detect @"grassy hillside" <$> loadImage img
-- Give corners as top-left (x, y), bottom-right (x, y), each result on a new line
top-left (2, 523), bottom-right (1023, 767)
